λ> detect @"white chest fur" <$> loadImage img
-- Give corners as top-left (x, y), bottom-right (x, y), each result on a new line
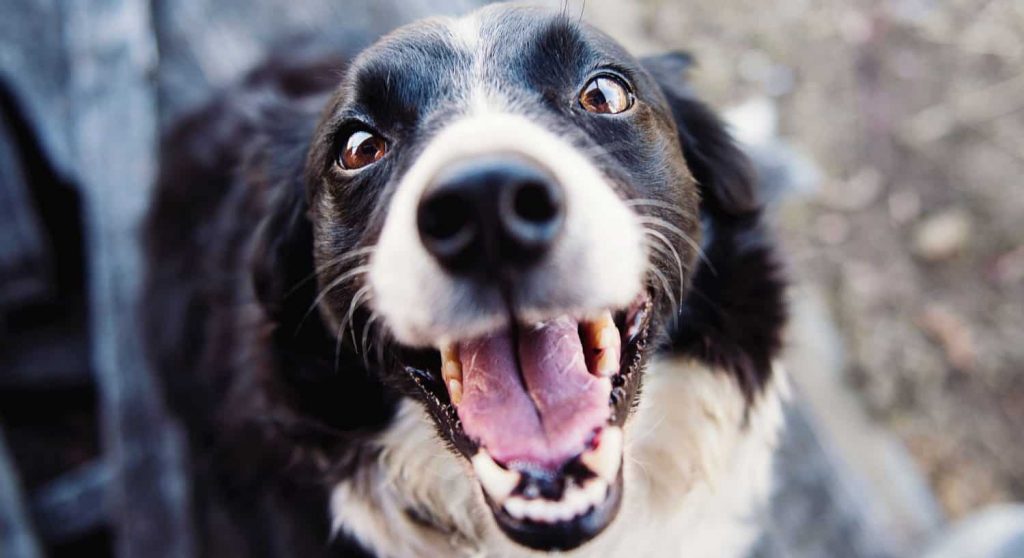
top-left (330, 358), bottom-right (788, 558)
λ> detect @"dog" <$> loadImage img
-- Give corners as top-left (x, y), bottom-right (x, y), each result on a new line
top-left (143, 3), bottom-right (788, 556)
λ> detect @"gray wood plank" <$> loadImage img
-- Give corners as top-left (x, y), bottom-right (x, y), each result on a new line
top-left (0, 429), bottom-right (45, 558)
top-left (0, 0), bottom-right (74, 180)
top-left (63, 0), bottom-right (196, 556)
top-left (30, 460), bottom-right (111, 544)
top-left (0, 103), bottom-right (53, 311)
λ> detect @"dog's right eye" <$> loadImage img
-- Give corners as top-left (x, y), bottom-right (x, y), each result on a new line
top-left (579, 75), bottom-right (634, 115)
top-left (338, 130), bottom-right (388, 170)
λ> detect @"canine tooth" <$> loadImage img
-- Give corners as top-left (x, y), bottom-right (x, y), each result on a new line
top-left (587, 311), bottom-right (617, 347)
top-left (471, 451), bottom-right (520, 505)
top-left (447, 378), bottom-right (463, 406)
top-left (580, 426), bottom-right (623, 483)
top-left (593, 347), bottom-right (619, 377)
top-left (443, 359), bottom-right (463, 382)
top-left (441, 343), bottom-right (462, 381)
top-left (585, 311), bottom-right (620, 377)
top-left (440, 343), bottom-right (463, 405)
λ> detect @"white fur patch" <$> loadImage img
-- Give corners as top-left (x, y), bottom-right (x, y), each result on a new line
top-left (330, 360), bottom-right (788, 557)
top-left (369, 112), bottom-right (646, 347)
top-left (447, 11), bottom-right (483, 52)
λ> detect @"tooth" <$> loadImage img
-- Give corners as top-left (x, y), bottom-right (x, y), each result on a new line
top-left (504, 497), bottom-right (527, 519)
top-left (472, 451), bottom-right (520, 505)
top-left (593, 347), bottom-right (619, 377)
top-left (447, 378), bottom-right (463, 406)
top-left (583, 478), bottom-right (609, 505)
top-left (542, 502), bottom-right (561, 523)
top-left (553, 501), bottom-right (573, 522)
top-left (440, 342), bottom-right (463, 405)
top-left (565, 484), bottom-right (587, 515)
top-left (580, 426), bottom-right (623, 483)
top-left (525, 499), bottom-right (546, 521)
top-left (585, 311), bottom-right (621, 377)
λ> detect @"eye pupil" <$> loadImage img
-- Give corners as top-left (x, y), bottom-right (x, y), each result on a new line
top-left (580, 76), bottom-right (633, 114)
top-left (339, 130), bottom-right (387, 170)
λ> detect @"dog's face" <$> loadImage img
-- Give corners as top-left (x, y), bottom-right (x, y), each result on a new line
top-left (305, 5), bottom-right (703, 551)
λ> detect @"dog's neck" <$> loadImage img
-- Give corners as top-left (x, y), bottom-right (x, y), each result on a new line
top-left (329, 357), bottom-right (787, 558)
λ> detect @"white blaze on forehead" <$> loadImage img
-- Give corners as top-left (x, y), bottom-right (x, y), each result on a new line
top-left (448, 11), bottom-right (483, 51)
top-left (445, 11), bottom-right (498, 116)
top-left (369, 111), bottom-right (646, 346)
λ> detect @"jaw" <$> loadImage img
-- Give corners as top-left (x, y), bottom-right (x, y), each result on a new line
top-left (401, 295), bottom-right (654, 551)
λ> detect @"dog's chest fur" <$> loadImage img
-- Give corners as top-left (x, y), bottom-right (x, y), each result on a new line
top-left (330, 358), bottom-right (787, 558)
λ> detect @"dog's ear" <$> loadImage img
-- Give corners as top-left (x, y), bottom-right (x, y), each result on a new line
top-left (251, 179), bottom-right (314, 323)
top-left (641, 52), bottom-right (760, 216)
top-left (643, 53), bottom-right (785, 402)
top-left (246, 114), bottom-right (398, 435)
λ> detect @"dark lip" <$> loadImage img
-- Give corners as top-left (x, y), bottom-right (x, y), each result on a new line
top-left (488, 468), bottom-right (625, 551)
top-left (401, 294), bottom-right (654, 550)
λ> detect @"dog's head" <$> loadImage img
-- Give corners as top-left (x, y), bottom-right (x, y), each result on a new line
top-left (299, 4), bottom-right (759, 551)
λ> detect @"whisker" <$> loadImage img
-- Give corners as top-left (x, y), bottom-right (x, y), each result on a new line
top-left (294, 264), bottom-right (372, 335)
top-left (283, 246), bottom-right (376, 299)
top-left (343, 285), bottom-right (373, 348)
top-left (359, 312), bottom-right (379, 360)
top-left (334, 319), bottom-right (345, 373)
top-left (334, 285), bottom-right (372, 373)
top-left (374, 315), bottom-right (389, 370)
top-left (627, 202), bottom-right (716, 274)
top-left (636, 216), bottom-right (717, 277)
top-left (648, 265), bottom-right (678, 312)
top-left (642, 228), bottom-right (687, 304)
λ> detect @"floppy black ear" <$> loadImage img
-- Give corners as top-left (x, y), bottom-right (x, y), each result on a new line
top-left (643, 53), bottom-right (786, 402)
top-left (642, 52), bottom-right (760, 216)
top-left (247, 117), bottom-right (398, 436)
top-left (250, 179), bottom-right (315, 323)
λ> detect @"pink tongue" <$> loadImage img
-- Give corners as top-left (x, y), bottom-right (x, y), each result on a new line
top-left (456, 317), bottom-right (612, 469)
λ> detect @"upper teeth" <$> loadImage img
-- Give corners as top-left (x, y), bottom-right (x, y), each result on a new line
top-left (584, 311), bottom-right (621, 377)
top-left (440, 342), bottom-right (463, 405)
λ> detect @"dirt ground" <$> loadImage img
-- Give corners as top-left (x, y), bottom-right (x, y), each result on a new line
top-left (587, 0), bottom-right (1024, 519)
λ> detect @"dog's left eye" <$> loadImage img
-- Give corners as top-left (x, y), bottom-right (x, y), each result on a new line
top-left (579, 75), bottom-right (634, 115)
top-left (338, 130), bottom-right (388, 170)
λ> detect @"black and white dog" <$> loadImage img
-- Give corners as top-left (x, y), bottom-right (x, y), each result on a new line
top-left (144, 3), bottom-right (787, 556)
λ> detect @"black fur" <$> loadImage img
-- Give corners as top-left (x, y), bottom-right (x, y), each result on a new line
top-left (643, 53), bottom-right (787, 401)
top-left (143, 10), bottom-right (785, 557)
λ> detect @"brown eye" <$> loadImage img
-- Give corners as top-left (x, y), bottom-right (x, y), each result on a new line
top-left (338, 130), bottom-right (387, 170)
top-left (579, 75), bottom-right (634, 114)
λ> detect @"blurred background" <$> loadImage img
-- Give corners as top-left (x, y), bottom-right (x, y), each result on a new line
top-left (1, 0), bottom-right (1021, 557)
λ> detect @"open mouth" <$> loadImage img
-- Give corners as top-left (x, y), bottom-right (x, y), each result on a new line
top-left (403, 294), bottom-right (653, 551)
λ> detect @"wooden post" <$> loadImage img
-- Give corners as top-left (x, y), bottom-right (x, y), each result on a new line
top-left (0, 429), bottom-right (44, 558)
top-left (64, 0), bottom-right (196, 556)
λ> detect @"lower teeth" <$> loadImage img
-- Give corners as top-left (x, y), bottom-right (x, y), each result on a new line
top-left (502, 477), bottom-right (609, 523)
top-left (472, 425), bottom-right (623, 523)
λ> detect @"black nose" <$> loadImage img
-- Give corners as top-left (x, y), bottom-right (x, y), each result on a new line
top-left (417, 156), bottom-right (565, 274)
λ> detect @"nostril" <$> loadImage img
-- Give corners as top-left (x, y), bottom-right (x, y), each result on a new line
top-left (513, 181), bottom-right (560, 225)
top-left (501, 177), bottom-right (564, 253)
top-left (418, 189), bottom-right (478, 270)
top-left (420, 191), bottom-right (471, 242)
